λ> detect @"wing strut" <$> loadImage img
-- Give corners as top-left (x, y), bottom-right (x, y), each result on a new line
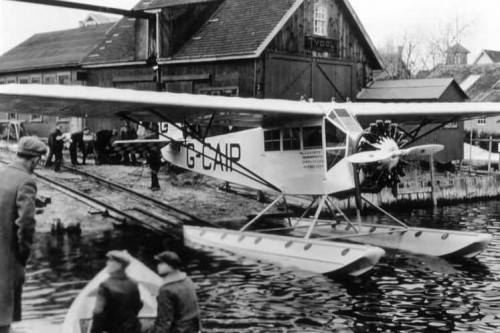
top-left (400, 116), bottom-right (461, 147)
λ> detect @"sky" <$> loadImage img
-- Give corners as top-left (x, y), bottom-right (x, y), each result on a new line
top-left (1, 0), bottom-right (500, 64)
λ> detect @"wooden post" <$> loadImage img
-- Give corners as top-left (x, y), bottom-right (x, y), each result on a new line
top-left (469, 130), bottom-right (473, 173)
top-left (488, 136), bottom-right (493, 173)
top-left (429, 154), bottom-right (437, 207)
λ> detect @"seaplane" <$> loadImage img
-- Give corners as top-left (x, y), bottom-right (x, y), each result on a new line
top-left (1, 84), bottom-right (499, 277)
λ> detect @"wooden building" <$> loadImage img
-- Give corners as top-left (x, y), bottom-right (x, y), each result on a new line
top-left (0, 0), bottom-right (383, 136)
top-left (0, 22), bottom-right (117, 136)
top-left (357, 78), bottom-right (468, 163)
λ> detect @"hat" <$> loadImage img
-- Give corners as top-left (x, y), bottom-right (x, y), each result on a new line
top-left (17, 136), bottom-right (48, 157)
top-left (154, 251), bottom-right (182, 269)
top-left (106, 250), bottom-right (131, 267)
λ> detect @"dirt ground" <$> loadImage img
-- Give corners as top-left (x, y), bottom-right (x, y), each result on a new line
top-left (0, 148), bottom-right (273, 233)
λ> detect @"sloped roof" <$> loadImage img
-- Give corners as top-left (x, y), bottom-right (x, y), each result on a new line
top-left (473, 49), bottom-right (500, 64)
top-left (134, 0), bottom-right (220, 10)
top-left (356, 78), bottom-right (467, 101)
top-left (424, 63), bottom-right (500, 102)
top-left (82, 17), bottom-right (138, 65)
top-left (0, 23), bottom-right (114, 74)
top-left (172, 0), bottom-right (302, 61)
top-left (446, 43), bottom-right (469, 54)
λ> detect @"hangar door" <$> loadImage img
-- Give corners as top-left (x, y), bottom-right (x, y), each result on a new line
top-left (265, 53), bottom-right (353, 102)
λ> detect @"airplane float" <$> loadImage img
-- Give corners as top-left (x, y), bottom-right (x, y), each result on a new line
top-left (0, 84), bottom-right (499, 277)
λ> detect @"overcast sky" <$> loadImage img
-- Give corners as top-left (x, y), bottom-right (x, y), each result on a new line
top-left (1, 0), bottom-right (500, 63)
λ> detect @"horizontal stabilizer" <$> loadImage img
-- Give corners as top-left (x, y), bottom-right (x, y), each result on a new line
top-left (112, 139), bottom-right (169, 155)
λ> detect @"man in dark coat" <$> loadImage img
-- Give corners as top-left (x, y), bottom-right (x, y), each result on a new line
top-left (91, 250), bottom-right (143, 333)
top-left (46, 124), bottom-right (64, 172)
top-left (150, 251), bottom-right (201, 333)
top-left (148, 149), bottom-right (162, 191)
top-left (0, 136), bottom-right (47, 333)
top-left (69, 130), bottom-right (85, 166)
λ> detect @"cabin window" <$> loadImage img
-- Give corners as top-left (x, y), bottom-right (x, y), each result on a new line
top-left (0, 79), bottom-right (5, 85)
top-left (477, 117), bottom-right (486, 125)
top-left (44, 74), bottom-right (56, 85)
top-left (303, 126), bottom-right (323, 149)
top-left (6, 77), bottom-right (16, 84)
top-left (264, 129), bottom-right (281, 151)
top-left (313, 3), bottom-right (327, 36)
top-left (57, 72), bottom-right (71, 85)
top-left (30, 75), bottom-right (41, 84)
top-left (283, 128), bottom-right (301, 150)
top-left (18, 77), bottom-right (29, 84)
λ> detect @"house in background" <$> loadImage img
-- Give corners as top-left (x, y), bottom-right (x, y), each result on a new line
top-left (0, 0), bottom-right (384, 137)
top-left (472, 49), bottom-right (500, 65)
top-left (0, 20), bottom-right (117, 136)
top-left (356, 78), bottom-right (468, 163)
top-left (423, 63), bottom-right (500, 135)
top-left (445, 43), bottom-right (469, 65)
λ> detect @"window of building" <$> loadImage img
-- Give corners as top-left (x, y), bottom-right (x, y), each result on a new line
top-left (0, 79), bottom-right (5, 85)
top-left (18, 77), bottom-right (29, 84)
top-left (30, 114), bottom-right (43, 123)
top-left (313, 3), bottom-right (327, 36)
top-left (8, 113), bottom-right (17, 120)
top-left (477, 117), bottom-right (486, 125)
top-left (30, 75), bottom-right (42, 84)
top-left (57, 72), bottom-right (71, 85)
top-left (264, 129), bottom-right (281, 151)
top-left (303, 126), bottom-right (323, 149)
top-left (199, 86), bottom-right (239, 97)
top-left (6, 77), bottom-right (16, 84)
top-left (283, 128), bottom-right (301, 150)
top-left (44, 74), bottom-right (56, 85)
top-left (444, 122), bottom-right (458, 129)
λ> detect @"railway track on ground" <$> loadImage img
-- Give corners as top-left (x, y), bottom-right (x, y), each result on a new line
top-left (0, 150), bottom-right (216, 238)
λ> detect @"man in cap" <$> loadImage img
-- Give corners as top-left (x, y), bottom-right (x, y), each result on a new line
top-left (0, 136), bottom-right (47, 333)
top-left (90, 250), bottom-right (143, 333)
top-left (150, 251), bottom-right (201, 333)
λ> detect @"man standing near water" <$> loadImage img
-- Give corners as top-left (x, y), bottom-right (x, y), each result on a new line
top-left (0, 136), bottom-right (47, 333)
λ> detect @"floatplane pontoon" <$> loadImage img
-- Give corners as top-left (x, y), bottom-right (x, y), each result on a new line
top-left (0, 84), bottom-right (499, 276)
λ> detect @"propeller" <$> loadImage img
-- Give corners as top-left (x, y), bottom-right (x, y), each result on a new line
top-left (346, 144), bottom-right (444, 164)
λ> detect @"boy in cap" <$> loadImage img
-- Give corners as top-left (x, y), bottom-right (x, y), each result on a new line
top-left (150, 251), bottom-right (201, 333)
top-left (0, 136), bottom-right (47, 333)
top-left (90, 250), bottom-right (143, 333)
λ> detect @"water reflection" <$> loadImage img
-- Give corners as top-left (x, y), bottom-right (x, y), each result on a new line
top-left (22, 200), bottom-right (500, 332)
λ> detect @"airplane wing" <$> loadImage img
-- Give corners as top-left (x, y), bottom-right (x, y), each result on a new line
top-left (0, 84), bottom-right (324, 128)
top-left (1, 84), bottom-right (500, 128)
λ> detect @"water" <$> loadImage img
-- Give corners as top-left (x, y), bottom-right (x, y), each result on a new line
top-left (22, 200), bottom-right (500, 332)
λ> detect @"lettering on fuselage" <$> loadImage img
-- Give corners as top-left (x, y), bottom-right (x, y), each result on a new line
top-left (186, 143), bottom-right (241, 172)
top-left (301, 149), bottom-right (324, 169)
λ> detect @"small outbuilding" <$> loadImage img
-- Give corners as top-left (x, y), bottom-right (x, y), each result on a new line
top-left (356, 78), bottom-right (468, 163)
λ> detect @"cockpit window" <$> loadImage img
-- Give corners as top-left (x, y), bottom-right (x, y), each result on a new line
top-left (303, 126), bottom-right (322, 149)
top-left (325, 120), bottom-right (346, 147)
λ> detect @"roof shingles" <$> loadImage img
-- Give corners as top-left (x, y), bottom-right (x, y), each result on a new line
top-left (173, 0), bottom-right (298, 60)
top-left (0, 24), bottom-right (114, 73)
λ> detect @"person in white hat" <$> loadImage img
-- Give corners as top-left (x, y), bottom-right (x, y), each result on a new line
top-left (90, 250), bottom-right (143, 333)
top-left (0, 136), bottom-right (47, 333)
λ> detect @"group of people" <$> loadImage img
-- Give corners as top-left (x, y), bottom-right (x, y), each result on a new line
top-left (92, 250), bottom-right (201, 333)
top-left (45, 124), bottom-right (95, 170)
top-left (0, 136), bottom-right (199, 333)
